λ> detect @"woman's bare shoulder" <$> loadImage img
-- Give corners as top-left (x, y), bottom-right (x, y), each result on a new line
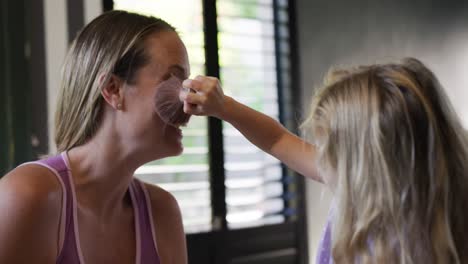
top-left (141, 181), bottom-right (187, 263)
top-left (0, 163), bottom-right (63, 228)
top-left (1, 163), bottom-right (63, 202)
top-left (0, 163), bottom-right (63, 262)
top-left (141, 181), bottom-right (181, 219)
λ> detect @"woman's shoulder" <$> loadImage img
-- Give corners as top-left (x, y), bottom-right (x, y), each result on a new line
top-left (1, 162), bottom-right (63, 203)
top-left (140, 181), bottom-right (181, 217)
top-left (0, 163), bottom-right (63, 224)
top-left (139, 180), bottom-right (187, 263)
top-left (0, 163), bottom-right (63, 262)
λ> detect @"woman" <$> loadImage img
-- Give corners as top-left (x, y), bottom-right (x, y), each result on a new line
top-left (181, 58), bottom-right (468, 263)
top-left (0, 11), bottom-right (189, 264)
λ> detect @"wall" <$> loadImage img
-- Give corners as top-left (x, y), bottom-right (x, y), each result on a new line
top-left (295, 0), bottom-right (468, 262)
top-left (43, 0), bottom-right (102, 152)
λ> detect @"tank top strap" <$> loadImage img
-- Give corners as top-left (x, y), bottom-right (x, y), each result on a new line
top-left (31, 153), bottom-right (81, 264)
top-left (22, 154), bottom-right (160, 264)
top-left (129, 178), bottom-right (161, 264)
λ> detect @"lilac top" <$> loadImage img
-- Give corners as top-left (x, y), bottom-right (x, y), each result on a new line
top-left (22, 153), bottom-right (161, 264)
top-left (316, 220), bottom-right (333, 264)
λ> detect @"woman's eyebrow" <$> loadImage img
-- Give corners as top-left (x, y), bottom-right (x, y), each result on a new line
top-left (168, 65), bottom-right (188, 79)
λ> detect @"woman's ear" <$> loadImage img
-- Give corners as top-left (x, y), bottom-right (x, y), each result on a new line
top-left (100, 74), bottom-right (125, 110)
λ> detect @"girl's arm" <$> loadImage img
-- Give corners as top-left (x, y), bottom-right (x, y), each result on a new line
top-left (180, 76), bottom-right (321, 182)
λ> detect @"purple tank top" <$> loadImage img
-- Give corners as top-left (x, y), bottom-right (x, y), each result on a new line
top-left (27, 153), bottom-right (161, 264)
top-left (316, 220), bottom-right (332, 264)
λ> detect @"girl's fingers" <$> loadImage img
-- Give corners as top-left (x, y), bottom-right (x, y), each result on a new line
top-left (184, 92), bottom-right (205, 105)
top-left (182, 79), bottom-right (206, 93)
top-left (183, 101), bottom-right (203, 115)
top-left (179, 89), bottom-right (188, 101)
top-left (184, 76), bottom-right (219, 93)
top-left (180, 75), bottom-right (224, 116)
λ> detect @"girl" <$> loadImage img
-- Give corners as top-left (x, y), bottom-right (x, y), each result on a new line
top-left (180, 58), bottom-right (468, 263)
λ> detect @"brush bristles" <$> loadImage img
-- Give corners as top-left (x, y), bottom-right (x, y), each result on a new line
top-left (154, 76), bottom-right (191, 126)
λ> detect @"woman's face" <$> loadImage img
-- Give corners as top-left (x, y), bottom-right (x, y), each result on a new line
top-left (118, 31), bottom-right (190, 159)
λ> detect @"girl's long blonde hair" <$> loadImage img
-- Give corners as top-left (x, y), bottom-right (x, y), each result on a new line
top-left (55, 11), bottom-right (175, 151)
top-left (303, 58), bottom-right (468, 263)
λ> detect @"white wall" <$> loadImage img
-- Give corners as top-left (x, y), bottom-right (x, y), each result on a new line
top-left (84, 0), bottom-right (103, 24)
top-left (44, 0), bottom-right (68, 152)
top-left (43, 0), bottom-right (102, 152)
top-left (295, 0), bottom-right (468, 262)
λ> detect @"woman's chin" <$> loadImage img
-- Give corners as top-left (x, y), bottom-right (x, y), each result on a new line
top-left (172, 146), bottom-right (184, 156)
top-left (144, 142), bottom-right (184, 161)
top-left (166, 143), bottom-right (184, 157)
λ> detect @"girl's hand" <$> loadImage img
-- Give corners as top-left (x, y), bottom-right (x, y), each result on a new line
top-left (180, 76), bottom-right (228, 119)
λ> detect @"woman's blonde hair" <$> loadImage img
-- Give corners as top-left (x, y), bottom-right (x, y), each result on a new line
top-left (55, 10), bottom-right (175, 151)
top-left (303, 58), bottom-right (468, 263)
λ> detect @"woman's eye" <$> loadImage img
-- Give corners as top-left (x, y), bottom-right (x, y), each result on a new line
top-left (161, 73), bottom-right (172, 81)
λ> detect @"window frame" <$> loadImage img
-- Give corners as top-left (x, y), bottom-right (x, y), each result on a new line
top-left (187, 1), bottom-right (309, 263)
top-left (0, 0), bottom-right (35, 175)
